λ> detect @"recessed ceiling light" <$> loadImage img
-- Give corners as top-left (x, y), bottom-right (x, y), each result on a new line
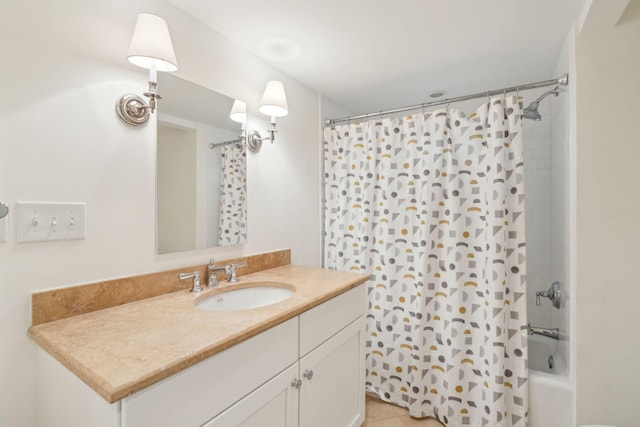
top-left (429, 90), bottom-right (447, 98)
top-left (257, 37), bottom-right (302, 63)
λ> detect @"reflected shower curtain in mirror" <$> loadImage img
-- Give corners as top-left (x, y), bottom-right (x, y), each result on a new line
top-left (323, 96), bottom-right (528, 426)
top-left (217, 144), bottom-right (247, 246)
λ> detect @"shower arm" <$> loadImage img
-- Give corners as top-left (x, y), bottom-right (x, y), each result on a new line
top-left (529, 86), bottom-right (560, 107)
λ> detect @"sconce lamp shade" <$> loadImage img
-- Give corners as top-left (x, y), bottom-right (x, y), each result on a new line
top-left (128, 13), bottom-right (178, 72)
top-left (259, 81), bottom-right (288, 117)
top-left (229, 100), bottom-right (247, 123)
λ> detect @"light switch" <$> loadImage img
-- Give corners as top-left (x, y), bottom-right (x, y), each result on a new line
top-left (17, 202), bottom-right (86, 243)
top-left (0, 215), bottom-right (7, 243)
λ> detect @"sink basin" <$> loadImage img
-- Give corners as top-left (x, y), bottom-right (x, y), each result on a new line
top-left (195, 283), bottom-right (294, 312)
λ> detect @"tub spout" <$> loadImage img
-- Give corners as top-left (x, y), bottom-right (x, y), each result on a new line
top-left (527, 323), bottom-right (560, 340)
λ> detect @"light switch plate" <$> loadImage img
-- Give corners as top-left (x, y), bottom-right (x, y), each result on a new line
top-left (16, 202), bottom-right (86, 243)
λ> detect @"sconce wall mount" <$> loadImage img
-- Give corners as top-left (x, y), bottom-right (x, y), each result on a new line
top-left (247, 80), bottom-right (288, 152)
top-left (116, 94), bottom-right (151, 126)
top-left (116, 13), bottom-right (178, 127)
top-left (247, 130), bottom-right (264, 153)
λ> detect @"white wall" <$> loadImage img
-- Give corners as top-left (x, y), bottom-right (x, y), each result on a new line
top-left (0, 1), bottom-right (321, 425)
top-left (575, 2), bottom-right (640, 425)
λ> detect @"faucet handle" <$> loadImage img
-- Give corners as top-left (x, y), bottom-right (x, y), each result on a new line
top-left (225, 261), bottom-right (247, 284)
top-left (535, 282), bottom-right (563, 309)
top-left (179, 271), bottom-right (202, 293)
top-left (224, 261), bottom-right (247, 272)
top-left (230, 261), bottom-right (247, 270)
top-left (535, 290), bottom-right (548, 306)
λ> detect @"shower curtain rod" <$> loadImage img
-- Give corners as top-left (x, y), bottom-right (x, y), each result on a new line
top-left (324, 73), bottom-right (569, 126)
top-left (209, 137), bottom-right (244, 149)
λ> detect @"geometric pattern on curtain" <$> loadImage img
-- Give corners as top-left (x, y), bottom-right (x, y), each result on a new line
top-left (323, 96), bottom-right (528, 426)
top-left (217, 143), bottom-right (247, 246)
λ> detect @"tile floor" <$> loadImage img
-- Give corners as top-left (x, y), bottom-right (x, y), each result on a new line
top-left (363, 396), bottom-right (445, 427)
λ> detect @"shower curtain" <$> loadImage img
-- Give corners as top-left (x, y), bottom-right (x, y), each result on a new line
top-left (324, 96), bottom-right (528, 426)
top-left (217, 144), bottom-right (247, 246)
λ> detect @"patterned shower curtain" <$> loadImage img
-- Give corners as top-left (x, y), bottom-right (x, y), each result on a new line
top-left (217, 143), bottom-right (247, 246)
top-left (324, 96), bottom-right (528, 426)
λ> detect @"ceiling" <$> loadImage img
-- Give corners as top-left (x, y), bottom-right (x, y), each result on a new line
top-left (167, 0), bottom-right (587, 114)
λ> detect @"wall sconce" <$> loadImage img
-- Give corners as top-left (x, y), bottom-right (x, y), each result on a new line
top-left (116, 13), bottom-right (178, 126)
top-left (247, 80), bottom-right (288, 152)
top-left (229, 100), bottom-right (247, 125)
top-left (229, 99), bottom-right (247, 143)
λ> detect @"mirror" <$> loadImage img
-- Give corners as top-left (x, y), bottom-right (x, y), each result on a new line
top-left (156, 74), bottom-right (247, 254)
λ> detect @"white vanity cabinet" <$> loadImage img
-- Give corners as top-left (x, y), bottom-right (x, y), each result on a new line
top-left (36, 284), bottom-right (365, 427)
top-left (203, 363), bottom-right (299, 427)
top-left (121, 317), bottom-right (300, 427)
top-left (299, 318), bottom-right (365, 427)
top-left (204, 284), bottom-right (366, 427)
top-left (298, 284), bottom-right (366, 427)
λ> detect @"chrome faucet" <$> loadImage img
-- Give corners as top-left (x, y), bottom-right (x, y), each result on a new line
top-left (207, 259), bottom-right (247, 284)
top-left (207, 258), bottom-right (226, 288)
top-left (179, 271), bottom-right (203, 293)
top-left (527, 323), bottom-right (560, 340)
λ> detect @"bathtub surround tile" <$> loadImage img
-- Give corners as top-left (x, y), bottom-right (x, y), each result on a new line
top-left (31, 249), bottom-right (291, 326)
top-left (549, 69), bottom-right (571, 380)
top-left (522, 91), bottom-right (556, 332)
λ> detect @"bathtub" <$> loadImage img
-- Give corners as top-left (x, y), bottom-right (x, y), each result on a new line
top-left (528, 335), bottom-right (573, 427)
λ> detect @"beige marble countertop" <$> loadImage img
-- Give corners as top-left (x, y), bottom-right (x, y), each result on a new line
top-left (29, 265), bottom-right (368, 403)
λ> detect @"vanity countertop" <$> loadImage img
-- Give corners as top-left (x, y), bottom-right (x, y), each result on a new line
top-left (28, 265), bottom-right (368, 404)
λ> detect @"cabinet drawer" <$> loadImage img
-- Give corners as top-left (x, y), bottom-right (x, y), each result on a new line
top-left (299, 284), bottom-right (365, 357)
top-left (121, 317), bottom-right (298, 427)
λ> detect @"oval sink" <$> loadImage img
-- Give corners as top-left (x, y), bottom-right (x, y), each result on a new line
top-left (195, 283), bottom-right (294, 312)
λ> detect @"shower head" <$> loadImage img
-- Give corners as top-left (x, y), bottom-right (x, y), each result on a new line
top-left (523, 86), bottom-right (560, 121)
top-left (523, 103), bottom-right (542, 121)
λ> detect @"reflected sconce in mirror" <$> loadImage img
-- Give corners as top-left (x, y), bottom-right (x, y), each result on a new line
top-left (230, 99), bottom-right (247, 143)
top-left (247, 80), bottom-right (288, 152)
top-left (206, 99), bottom-right (247, 151)
top-left (116, 13), bottom-right (179, 126)
top-left (229, 100), bottom-right (247, 124)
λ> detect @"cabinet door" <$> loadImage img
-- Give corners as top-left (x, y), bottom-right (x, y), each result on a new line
top-left (299, 317), bottom-right (365, 427)
top-left (203, 363), bottom-right (299, 427)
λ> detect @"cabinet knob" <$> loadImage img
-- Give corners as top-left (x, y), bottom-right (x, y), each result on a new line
top-left (291, 378), bottom-right (302, 389)
top-left (303, 369), bottom-right (314, 380)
